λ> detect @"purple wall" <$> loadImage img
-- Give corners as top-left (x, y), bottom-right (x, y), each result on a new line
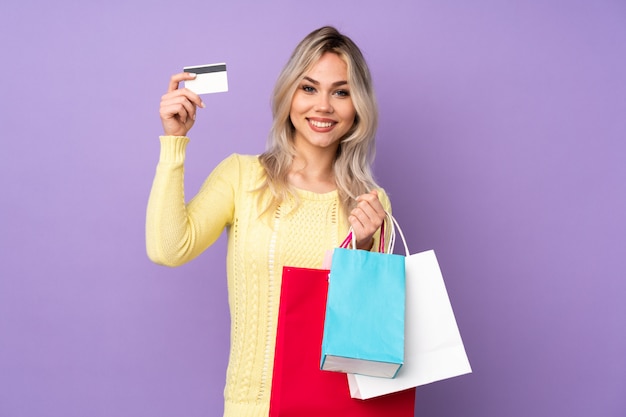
top-left (1, 1), bottom-right (625, 416)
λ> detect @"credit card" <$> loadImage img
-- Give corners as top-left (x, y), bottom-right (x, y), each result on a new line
top-left (183, 63), bottom-right (228, 94)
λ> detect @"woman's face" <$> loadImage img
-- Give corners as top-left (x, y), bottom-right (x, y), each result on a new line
top-left (290, 52), bottom-right (356, 154)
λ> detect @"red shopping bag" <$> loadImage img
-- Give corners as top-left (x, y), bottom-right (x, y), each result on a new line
top-left (269, 266), bottom-right (415, 417)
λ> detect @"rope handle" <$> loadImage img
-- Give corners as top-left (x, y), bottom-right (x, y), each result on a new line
top-left (339, 221), bottom-right (385, 252)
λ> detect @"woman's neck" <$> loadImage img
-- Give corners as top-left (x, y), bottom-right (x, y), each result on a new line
top-left (288, 151), bottom-right (337, 193)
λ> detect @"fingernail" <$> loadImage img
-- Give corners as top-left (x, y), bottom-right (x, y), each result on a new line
top-left (200, 101), bottom-right (206, 108)
top-left (188, 72), bottom-right (197, 78)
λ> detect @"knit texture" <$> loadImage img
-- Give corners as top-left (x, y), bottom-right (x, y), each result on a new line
top-left (146, 136), bottom-right (391, 417)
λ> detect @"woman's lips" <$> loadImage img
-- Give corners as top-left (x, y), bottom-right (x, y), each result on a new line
top-left (307, 118), bottom-right (336, 131)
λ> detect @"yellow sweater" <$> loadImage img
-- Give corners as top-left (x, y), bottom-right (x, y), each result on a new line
top-left (146, 136), bottom-right (391, 417)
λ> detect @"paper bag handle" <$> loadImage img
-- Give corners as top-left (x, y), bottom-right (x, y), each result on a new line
top-left (340, 211), bottom-right (409, 256)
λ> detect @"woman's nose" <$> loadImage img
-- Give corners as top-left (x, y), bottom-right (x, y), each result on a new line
top-left (315, 94), bottom-right (334, 113)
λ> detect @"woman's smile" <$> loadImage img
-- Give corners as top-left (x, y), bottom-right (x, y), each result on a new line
top-left (308, 117), bottom-right (337, 131)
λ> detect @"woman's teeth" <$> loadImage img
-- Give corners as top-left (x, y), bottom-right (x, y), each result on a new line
top-left (309, 120), bottom-right (334, 128)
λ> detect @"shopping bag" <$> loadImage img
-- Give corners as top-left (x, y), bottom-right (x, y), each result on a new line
top-left (269, 266), bottom-right (415, 417)
top-left (347, 217), bottom-right (472, 399)
top-left (321, 215), bottom-right (406, 378)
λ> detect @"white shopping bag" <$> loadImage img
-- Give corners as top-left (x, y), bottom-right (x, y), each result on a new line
top-left (348, 246), bottom-right (472, 399)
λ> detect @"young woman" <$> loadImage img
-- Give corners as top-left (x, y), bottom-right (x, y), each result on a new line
top-left (147, 26), bottom-right (392, 417)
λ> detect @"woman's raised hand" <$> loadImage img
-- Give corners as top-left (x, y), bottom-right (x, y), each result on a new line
top-left (159, 72), bottom-right (206, 137)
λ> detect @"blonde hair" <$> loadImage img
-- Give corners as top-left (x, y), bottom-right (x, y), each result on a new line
top-left (258, 26), bottom-right (379, 216)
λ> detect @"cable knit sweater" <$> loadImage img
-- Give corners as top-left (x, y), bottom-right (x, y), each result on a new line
top-left (146, 135), bottom-right (391, 417)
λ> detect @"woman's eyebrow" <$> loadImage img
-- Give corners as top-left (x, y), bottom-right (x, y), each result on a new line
top-left (302, 76), bottom-right (348, 87)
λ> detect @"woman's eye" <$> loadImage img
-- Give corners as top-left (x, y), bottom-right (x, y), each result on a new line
top-left (334, 89), bottom-right (350, 97)
top-left (302, 85), bottom-right (316, 93)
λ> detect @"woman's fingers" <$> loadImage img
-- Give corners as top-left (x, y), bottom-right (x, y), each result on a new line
top-left (159, 72), bottom-right (205, 136)
top-left (161, 94), bottom-right (197, 122)
top-left (348, 190), bottom-right (386, 249)
top-left (168, 72), bottom-right (194, 92)
top-left (164, 73), bottom-right (205, 107)
top-left (352, 190), bottom-right (385, 226)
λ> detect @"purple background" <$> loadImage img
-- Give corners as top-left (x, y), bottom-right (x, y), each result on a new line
top-left (1, 1), bottom-right (625, 416)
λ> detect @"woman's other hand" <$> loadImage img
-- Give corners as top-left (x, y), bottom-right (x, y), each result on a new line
top-left (159, 72), bottom-right (205, 136)
top-left (348, 190), bottom-right (386, 250)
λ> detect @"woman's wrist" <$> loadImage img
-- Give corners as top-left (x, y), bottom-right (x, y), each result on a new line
top-left (356, 238), bottom-right (374, 251)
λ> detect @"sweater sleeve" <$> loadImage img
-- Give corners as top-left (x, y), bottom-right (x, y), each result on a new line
top-left (145, 136), bottom-right (238, 266)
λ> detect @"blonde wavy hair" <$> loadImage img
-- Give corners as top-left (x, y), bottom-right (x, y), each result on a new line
top-left (258, 26), bottom-right (380, 216)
